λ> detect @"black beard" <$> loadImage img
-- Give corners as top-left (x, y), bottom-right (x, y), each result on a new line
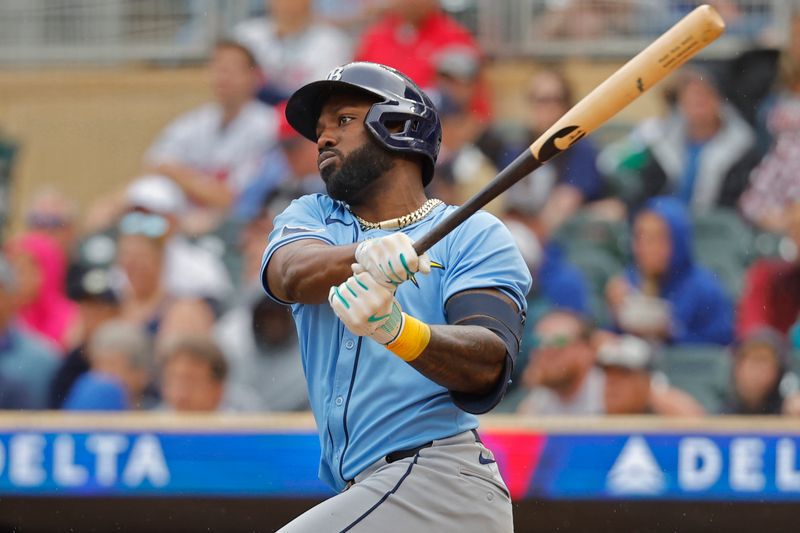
top-left (321, 138), bottom-right (394, 206)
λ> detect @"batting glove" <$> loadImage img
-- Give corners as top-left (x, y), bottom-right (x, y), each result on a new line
top-left (354, 233), bottom-right (431, 289)
top-left (329, 272), bottom-right (405, 345)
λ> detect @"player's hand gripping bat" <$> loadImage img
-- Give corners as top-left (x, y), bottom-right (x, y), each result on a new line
top-left (413, 4), bottom-right (725, 255)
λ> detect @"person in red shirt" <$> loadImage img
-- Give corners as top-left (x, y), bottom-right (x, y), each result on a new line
top-left (354, 0), bottom-right (490, 118)
top-left (738, 200), bottom-right (800, 338)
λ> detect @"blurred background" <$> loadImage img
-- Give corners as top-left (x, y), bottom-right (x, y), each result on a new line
top-left (1, 0), bottom-right (800, 531)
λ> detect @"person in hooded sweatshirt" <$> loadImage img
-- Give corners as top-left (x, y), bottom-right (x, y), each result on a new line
top-left (5, 232), bottom-right (79, 351)
top-left (605, 196), bottom-right (733, 345)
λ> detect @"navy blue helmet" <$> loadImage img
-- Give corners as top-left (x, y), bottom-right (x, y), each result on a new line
top-left (285, 62), bottom-right (442, 186)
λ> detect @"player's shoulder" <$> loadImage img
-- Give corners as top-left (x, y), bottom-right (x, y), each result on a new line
top-left (281, 193), bottom-right (346, 218)
top-left (440, 205), bottom-right (506, 234)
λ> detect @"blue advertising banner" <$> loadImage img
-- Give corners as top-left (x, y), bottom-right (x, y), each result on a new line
top-left (527, 433), bottom-right (800, 501)
top-left (0, 431), bottom-right (331, 497)
top-left (1, 420), bottom-right (799, 501)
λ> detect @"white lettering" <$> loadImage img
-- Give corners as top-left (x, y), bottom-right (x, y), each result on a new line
top-left (679, 437), bottom-right (722, 491)
top-left (730, 438), bottom-right (765, 491)
top-left (86, 434), bottom-right (128, 487)
top-left (53, 435), bottom-right (88, 487)
top-left (122, 435), bottom-right (169, 487)
top-left (9, 434), bottom-right (46, 486)
top-left (777, 438), bottom-right (800, 491)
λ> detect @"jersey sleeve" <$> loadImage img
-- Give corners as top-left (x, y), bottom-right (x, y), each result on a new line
top-left (441, 211), bottom-right (532, 414)
top-left (260, 194), bottom-right (338, 304)
top-left (442, 211), bottom-right (531, 312)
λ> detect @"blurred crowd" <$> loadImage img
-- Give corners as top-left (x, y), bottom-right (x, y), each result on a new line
top-left (2, 0), bottom-right (800, 418)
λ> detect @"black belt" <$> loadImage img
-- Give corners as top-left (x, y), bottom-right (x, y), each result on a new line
top-left (385, 441), bottom-right (434, 464)
top-left (345, 430), bottom-right (483, 489)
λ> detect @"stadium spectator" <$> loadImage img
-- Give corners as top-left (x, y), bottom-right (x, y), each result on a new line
top-left (517, 310), bottom-right (604, 416)
top-left (0, 253), bottom-right (59, 409)
top-left (740, 38), bottom-right (800, 232)
top-left (215, 293), bottom-right (307, 412)
top-left (4, 232), bottom-right (79, 350)
top-left (607, 66), bottom-right (760, 213)
top-left (159, 336), bottom-right (229, 412)
top-left (24, 185), bottom-right (79, 256)
top-left (506, 69), bottom-right (603, 235)
top-left (63, 320), bottom-right (155, 411)
top-left (49, 263), bottom-right (121, 409)
top-left (725, 328), bottom-right (794, 415)
top-left (123, 175), bottom-right (233, 304)
top-left (606, 197), bottom-right (733, 345)
top-left (598, 334), bottom-right (705, 416)
top-left (738, 200), bottom-right (800, 338)
top-left (115, 212), bottom-right (172, 336)
top-left (145, 40), bottom-right (278, 220)
top-left (232, 0), bottom-right (353, 102)
top-left (354, 0), bottom-right (490, 117)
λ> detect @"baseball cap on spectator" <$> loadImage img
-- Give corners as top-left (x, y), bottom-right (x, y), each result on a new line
top-left (125, 175), bottom-right (187, 216)
top-left (66, 262), bottom-right (119, 304)
top-left (596, 335), bottom-right (656, 372)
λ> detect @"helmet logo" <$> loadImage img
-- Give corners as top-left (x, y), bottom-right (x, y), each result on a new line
top-left (327, 67), bottom-right (344, 81)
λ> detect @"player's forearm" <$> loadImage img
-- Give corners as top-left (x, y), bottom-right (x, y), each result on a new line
top-left (269, 242), bottom-right (359, 304)
top-left (408, 325), bottom-right (507, 395)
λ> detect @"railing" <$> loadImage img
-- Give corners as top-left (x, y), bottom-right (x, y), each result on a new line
top-left (0, 0), bottom-right (792, 66)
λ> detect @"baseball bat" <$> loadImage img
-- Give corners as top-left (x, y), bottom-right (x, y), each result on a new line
top-left (413, 4), bottom-right (725, 254)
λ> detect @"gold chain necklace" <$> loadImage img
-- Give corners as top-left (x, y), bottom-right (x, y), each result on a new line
top-left (351, 198), bottom-right (443, 231)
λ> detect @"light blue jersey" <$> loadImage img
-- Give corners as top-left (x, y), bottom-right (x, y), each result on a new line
top-left (261, 194), bottom-right (531, 491)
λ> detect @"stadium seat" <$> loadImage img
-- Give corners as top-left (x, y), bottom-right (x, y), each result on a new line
top-left (657, 344), bottom-right (732, 414)
top-left (691, 209), bottom-right (753, 297)
top-left (555, 211), bottom-right (630, 262)
top-left (692, 208), bottom-right (753, 265)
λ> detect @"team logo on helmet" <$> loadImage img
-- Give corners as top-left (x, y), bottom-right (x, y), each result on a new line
top-left (327, 66), bottom-right (344, 81)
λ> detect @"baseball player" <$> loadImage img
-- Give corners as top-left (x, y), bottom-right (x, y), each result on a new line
top-left (262, 62), bottom-right (531, 532)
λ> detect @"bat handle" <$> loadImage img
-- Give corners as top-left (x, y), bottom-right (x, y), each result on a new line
top-left (413, 150), bottom-right (542, 255)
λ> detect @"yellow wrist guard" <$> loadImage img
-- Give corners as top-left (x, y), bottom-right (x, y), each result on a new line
top-left (385, 313), bottom-right (431, 362)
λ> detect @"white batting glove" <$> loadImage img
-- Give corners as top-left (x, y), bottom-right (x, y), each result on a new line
top-left (328, 272), bottom-right (405, 345)
top-left (354, 233), bottom-right (431, 289)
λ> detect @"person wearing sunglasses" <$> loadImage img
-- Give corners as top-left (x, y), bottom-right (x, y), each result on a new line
top-left (517, 309), bottom-right (603, 416)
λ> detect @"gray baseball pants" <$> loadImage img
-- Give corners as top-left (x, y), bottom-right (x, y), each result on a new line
top-left (277, 430), bottom-right (514, 532)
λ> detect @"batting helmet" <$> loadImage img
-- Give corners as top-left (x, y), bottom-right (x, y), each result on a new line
top-left (285, 62), bottom-right (442, 186)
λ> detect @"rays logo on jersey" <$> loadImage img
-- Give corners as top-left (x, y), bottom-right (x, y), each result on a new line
top-left (409, 261), bottom-right (444, 287)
